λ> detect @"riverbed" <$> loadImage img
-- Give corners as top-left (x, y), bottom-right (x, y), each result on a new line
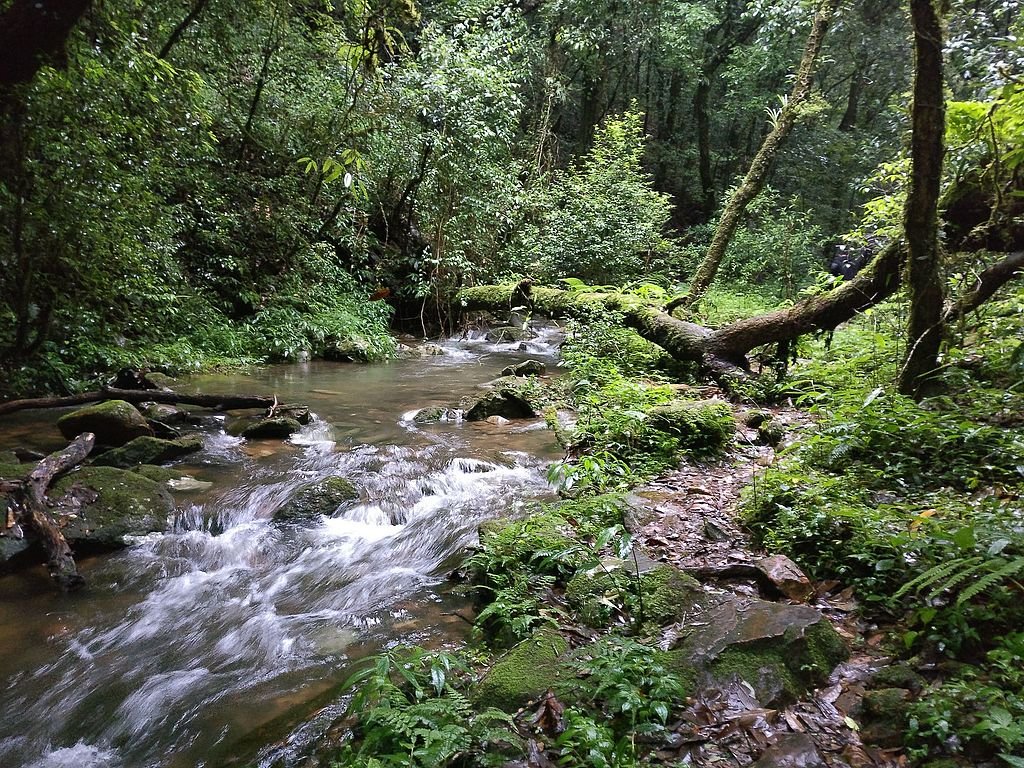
top-left (0, 333), bottom-right (563, 768)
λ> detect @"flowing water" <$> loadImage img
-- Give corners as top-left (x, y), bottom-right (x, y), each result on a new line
top-left (0, 333), bottom-right (563, 768)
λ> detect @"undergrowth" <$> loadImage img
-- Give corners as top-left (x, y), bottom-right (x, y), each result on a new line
top-left (740, 288), bottom-right (1024, 761)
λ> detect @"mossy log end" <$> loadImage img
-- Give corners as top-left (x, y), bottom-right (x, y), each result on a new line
top-left (458, 242), bottom-right (905, 382)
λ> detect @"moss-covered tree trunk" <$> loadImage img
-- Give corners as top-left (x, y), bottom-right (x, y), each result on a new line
top-left (674, 0), bottom-right (841, 311)
top-left (898, 0), bottom-right (946, 399)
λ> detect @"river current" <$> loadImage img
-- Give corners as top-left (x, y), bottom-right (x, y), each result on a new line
top-left (0, 332), bottom-right (562, 768)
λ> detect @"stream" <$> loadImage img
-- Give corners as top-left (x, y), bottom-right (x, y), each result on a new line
top-left (0, 332), bottom-right (563, 768)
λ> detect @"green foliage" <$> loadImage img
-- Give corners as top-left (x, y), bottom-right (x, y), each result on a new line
top-left (516, 108), bottom-right (678, 284)
top-left (679, 189), bottom-right (824, 300)
top-left (907, 633), bottom-right (1024, 760)
top-left (332, 647), bottom-right (520, 767)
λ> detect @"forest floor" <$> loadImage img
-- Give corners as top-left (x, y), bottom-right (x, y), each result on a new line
top-left (629, 403), bottom-right (905, 768)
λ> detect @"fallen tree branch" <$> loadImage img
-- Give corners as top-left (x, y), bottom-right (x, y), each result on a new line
top-left (0, 387), bottom-right (278, 417)
top-left (945, 250), bottom-right (1024, 322)
top-left (12, 432), bottom-right (95, 590)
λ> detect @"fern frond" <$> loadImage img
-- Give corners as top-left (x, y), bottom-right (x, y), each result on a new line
top-left (958, 556), bottom-right (1024, 605)
top-left (896, 556), bottom-right (983, 598)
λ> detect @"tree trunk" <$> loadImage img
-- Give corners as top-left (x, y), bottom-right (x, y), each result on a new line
top-left (0, 0), bottom-right (91, 88)
top-left (0, 387), bottom-right (280, 417)
top-left (157, 0), bottom-right (210, 59)
top-left (675, 0), bottom-right (841, 311)
top-left (898, 0), bottom-right (946, 399)
top-left (12, 432), bottom-right (95, 590)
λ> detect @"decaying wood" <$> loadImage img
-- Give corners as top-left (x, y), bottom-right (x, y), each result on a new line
top-left (11, 432), bottom-right (95, 590)
top-left (0, 386), bottom-right (278, 417)
top-left (459, 240), bottom-right (906, 382)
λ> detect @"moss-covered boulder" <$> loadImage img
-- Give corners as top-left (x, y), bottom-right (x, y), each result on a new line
top-left (664, 595), bottom-right (848, 706)
top-left (464, 389), bottom-right (536, 421)
top-left (413, 406), bottom-right (460, 424)
top-left (276, 477), bottom-right (358, 521)
top-left (92, 434), bottom-right (204, 468)
top-left (648, 400), bottom-right (735, 454)
top-left (473, 629), bottom-right (569, 711)
top-left (57, 400), bottom-right (154, 446)
top-left (565, 563), bottom-right (705, 628)
top-left (860, 687), bottom-right (912, 748)
top-left (138, 402), bottom-right (195, 425)
top-left (485, 326), bottom-right (536, 343)
top-left (241, 417), bottom-right (302, 440)
top-left (48, 466), bottom-right (173, 552)
top-left (501, 360), bottom-right (547, 377)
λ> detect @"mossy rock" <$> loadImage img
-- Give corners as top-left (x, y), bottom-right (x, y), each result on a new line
top-left (473, 629), bottom-right (569, 711)
top-left (241, 417), bottom-right (302, 440)
top-left (57, 400), bottom-right (154, 447)
top-left (870, 663), bottom-right (926, 693)
top-left (0, 535), bottom-right (38, 572)
top-left (323, 336), bottom-right (371, 362)
top-left (861, 688), bottom-right (912, 748)
top-left (565, 563), bottom-right (704, 628)
top-left (0, 450), bottom-right (20, 465)
top-left (757, 420), bottom-right (785, 447)
top-left (471, 514), bottom-right (578, 583)
top-left (647, 400), bottom-right (735, 454)
top-left (143, 372), bottom-right (177, 390)
top-left (464, 389), bottom-right (536, 421)
top-left (0, 462), bottom-right (28, 481)
top-left (665, 595), bottom-right (848, 706)
top-left (413, 406), bottom-right (459, 424)
top-left (49, 466), bottom-right (173, 552)
top-left (276, 477), bottom-right (359, 521)
top-left (501, 360), bottom-right (547, 377)
top-left (92, 434), bottom-right (204, 468)
top-left (485, 326), bottom-right (536, 343)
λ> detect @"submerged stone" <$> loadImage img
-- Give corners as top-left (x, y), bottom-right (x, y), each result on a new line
top-left (92, 434), bottom-right (204, 468)
top-left (413, 406), bottom-right (460, 424)
top-left (57, 400), bottom-right (154, 447)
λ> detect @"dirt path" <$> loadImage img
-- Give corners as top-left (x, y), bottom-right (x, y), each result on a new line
top-left (627, 410), bottom-right (904, 768)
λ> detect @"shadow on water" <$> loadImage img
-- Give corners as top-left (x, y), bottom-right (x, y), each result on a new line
top-left (0, 333), bottom-right (563, 768)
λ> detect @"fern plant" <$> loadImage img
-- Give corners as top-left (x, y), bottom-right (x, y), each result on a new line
top-left (333, 647), bottom-right (521, 768)
top-left (898, 554), bottom-right (1024, 607)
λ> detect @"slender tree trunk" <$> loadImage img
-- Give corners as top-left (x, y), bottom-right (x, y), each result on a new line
top-left (157, 0), bottom-right (210, 59)
top-left (674, 0), bottom-right (841, 311)
top-left (898, 0), bottom-right (946, 399)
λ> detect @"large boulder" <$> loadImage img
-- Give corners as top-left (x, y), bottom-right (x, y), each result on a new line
top-left (664, 594), bottom-right (849, 706)
top-left (49, 466), bottom-right (173, 552)
top-left (241, 417), bottom-right (303, 440)
top-left (464, 389), bottom-right (536, 421)
top-left (276, 477), bottom-right (359, 521)
top-left (473, 629), bottom-right (569, 711)
top-left (92, 434), bottom-right (204, 468)
top-left (57, 400), bottom-right (154, 446)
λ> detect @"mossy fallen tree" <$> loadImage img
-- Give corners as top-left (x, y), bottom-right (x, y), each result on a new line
top-left (0, 386), bottom-right (279, 417)
top-left (460, 244), bottom-right (1024, 383)
top-left (459, 243), bottom-right (905, 381)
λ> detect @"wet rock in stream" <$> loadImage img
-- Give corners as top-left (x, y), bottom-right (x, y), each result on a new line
top-left (57, 399), bottom-right (154, 446)
top-left (276, 477), bottom-right (359, 522)
top-left (92, 434), bottom-right (204, 468)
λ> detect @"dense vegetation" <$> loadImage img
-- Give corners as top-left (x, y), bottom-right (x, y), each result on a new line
top-left (2, 0), bottom-right (1024, 765)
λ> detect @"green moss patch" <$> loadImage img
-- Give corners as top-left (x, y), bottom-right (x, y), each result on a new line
top-left (473, 629), bottom-right (569, 711)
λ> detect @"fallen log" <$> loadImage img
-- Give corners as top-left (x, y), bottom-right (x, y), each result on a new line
top-left (458, 242), bottom-right (906, 382)
top-left (0, 386), bottom-right (278, 417)
top-left (10, 432), bottom-right (95, 590)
